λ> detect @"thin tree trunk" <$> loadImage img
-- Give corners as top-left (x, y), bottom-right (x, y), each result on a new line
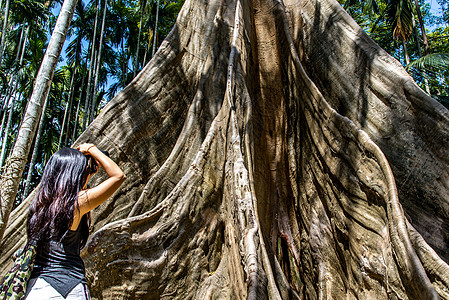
top-left (71, 54), bottom-right (90, 144)
top-left (0, 25), bottom-right (26, 153)
top-left (0, 25), bottom-right (31, 164)
top-left (63, 81), bottom-right (74, 147)
top-left (71, 93), bottom-right (82, 145)
top-left (58, 66), bottom-right (77, 149)
top-left (0, 81), bottom-right (18, 168)
top-left (0, 24), bottom-right (31, 166)
top-left (143, 36), bottom-right (149, 64)
top-left (69, 94), bottom-right (81, 145)
top-left (58, 101), bottom-right (70, 150)
top-left (0, 85), bottom-right (14, 144)
top-left (0, 23), bottom-right (25, 166)
top-left (413, 0), bottom-right (430, 55)
top-left (402, 38), bottom-right (410, 65)
top-left (412, 0), bottom-right (440, 94)
top-left (22, 94), bottom-right (49, 199)
top-left (85, 54), bottom-right (97, 125)
top-left (82, 0), bottom-right (99, 132)
top-left (19, 26), bottom-right (29, 65)
top-left (412, 22), bottom-right (430, 94)
top-left (64, 38), bottom-right (82, 146)
top-left (134, 0), bottom-right (146, 77)
top-left (0, 0), bottom-right (78, 242)
top-left (151, 0), bottom-right (160, 57)
top-left (89, 0), bottom-right (107, 124)
top-left (0, 102), bottom-right (8, 145)
top-left (121, 37), bottom-right (126, 85)
top-left (0, 0), bottom-right (11, 64)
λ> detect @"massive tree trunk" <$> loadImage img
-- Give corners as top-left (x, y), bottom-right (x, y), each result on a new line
top-left (2, 0), bottom-right (449, 298)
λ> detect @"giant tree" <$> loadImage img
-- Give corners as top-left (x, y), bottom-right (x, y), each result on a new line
top-left (1, 0), bottom-right (449, 298)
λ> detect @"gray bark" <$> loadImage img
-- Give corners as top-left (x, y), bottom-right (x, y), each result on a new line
top-left (2, 0), bottom-right (449, 298)
top-left (22, 94), bottom-right (49, 199)
top-left (0, 0), bottom-right (78, 242)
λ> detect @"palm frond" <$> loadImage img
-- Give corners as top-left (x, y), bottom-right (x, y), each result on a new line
top-left (363, 0), bottom-right (380, 15)
top-left (386, 0), bottom-right (413, 40)
top-left (406, 53), bottom-right (449, 72)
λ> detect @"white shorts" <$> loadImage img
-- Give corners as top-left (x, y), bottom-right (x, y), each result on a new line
top-left (26, 278), bottom-right (91, 300)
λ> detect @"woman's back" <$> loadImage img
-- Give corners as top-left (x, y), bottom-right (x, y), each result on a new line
top-left (25, 145), bottom-right (125, 299)
top-left (30, 222), bottom-right (87, 298)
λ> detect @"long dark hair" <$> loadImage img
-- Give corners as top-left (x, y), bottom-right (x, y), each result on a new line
top-left (27, 147), bottom-right (94, 248)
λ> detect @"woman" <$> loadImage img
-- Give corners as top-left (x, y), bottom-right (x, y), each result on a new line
top-left (25, 143), bottom-right (126, 299)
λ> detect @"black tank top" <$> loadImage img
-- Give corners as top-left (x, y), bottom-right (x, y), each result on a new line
top-left (30, 224), bottom-right (87, 297)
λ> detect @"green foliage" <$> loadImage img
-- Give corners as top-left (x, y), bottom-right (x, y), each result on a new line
top-left (0, 0), bottom-right (184, 204)
top-left (407, 52), bottom-right (449, 70)
top-left (343, 0), bottom-right (449, 108)
top-left (386, 0), bottom-right (413, 40)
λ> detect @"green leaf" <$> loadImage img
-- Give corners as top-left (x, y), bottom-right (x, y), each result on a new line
top-left (406, 52), bottom-right (449, 71)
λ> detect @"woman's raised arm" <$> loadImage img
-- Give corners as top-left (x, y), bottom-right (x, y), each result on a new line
top-left (75, 143), bottom-right (126, 220)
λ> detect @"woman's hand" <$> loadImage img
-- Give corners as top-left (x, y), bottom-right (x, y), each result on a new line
top-left (77, 143), bottom-right (96, 155)
top-left (75, 143), bottom-right (126, 219)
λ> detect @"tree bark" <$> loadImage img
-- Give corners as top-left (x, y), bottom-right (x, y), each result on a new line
top-left (151, 0), bottom-right (160, 57)
top-left (0, 0), bottom-right (78, 242)
top-left (2, 0), bottom-right (449, 298)
top-left (22, 94), bottom-right (49, 199)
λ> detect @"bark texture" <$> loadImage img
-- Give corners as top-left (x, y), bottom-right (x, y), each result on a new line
top-left (2, 0), bottom-right (449, 298)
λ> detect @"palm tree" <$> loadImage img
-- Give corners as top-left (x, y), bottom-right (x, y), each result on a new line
top-left (89, 0), bottom-right (108, 124)
top-left (385, 0), bottom-right (414, 64)
top-left (133, 0), bottom-right (147, 76)
top-left (0, 0), bottom-right (12, 64)
top-left (0, 25), bottom-right (29, 167)
top-left (22, 93), bottom-right (49, 199)
top-left (151, 0), bottom-right (160, 57)
top-left (82, 0), bottom-right (100, 131)
top-left (65, 0), bottom-right (91, 142)
top-left (0, 0), bottom-right (79, 242)
top-left (412, 0), bottom-right (430, 55)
